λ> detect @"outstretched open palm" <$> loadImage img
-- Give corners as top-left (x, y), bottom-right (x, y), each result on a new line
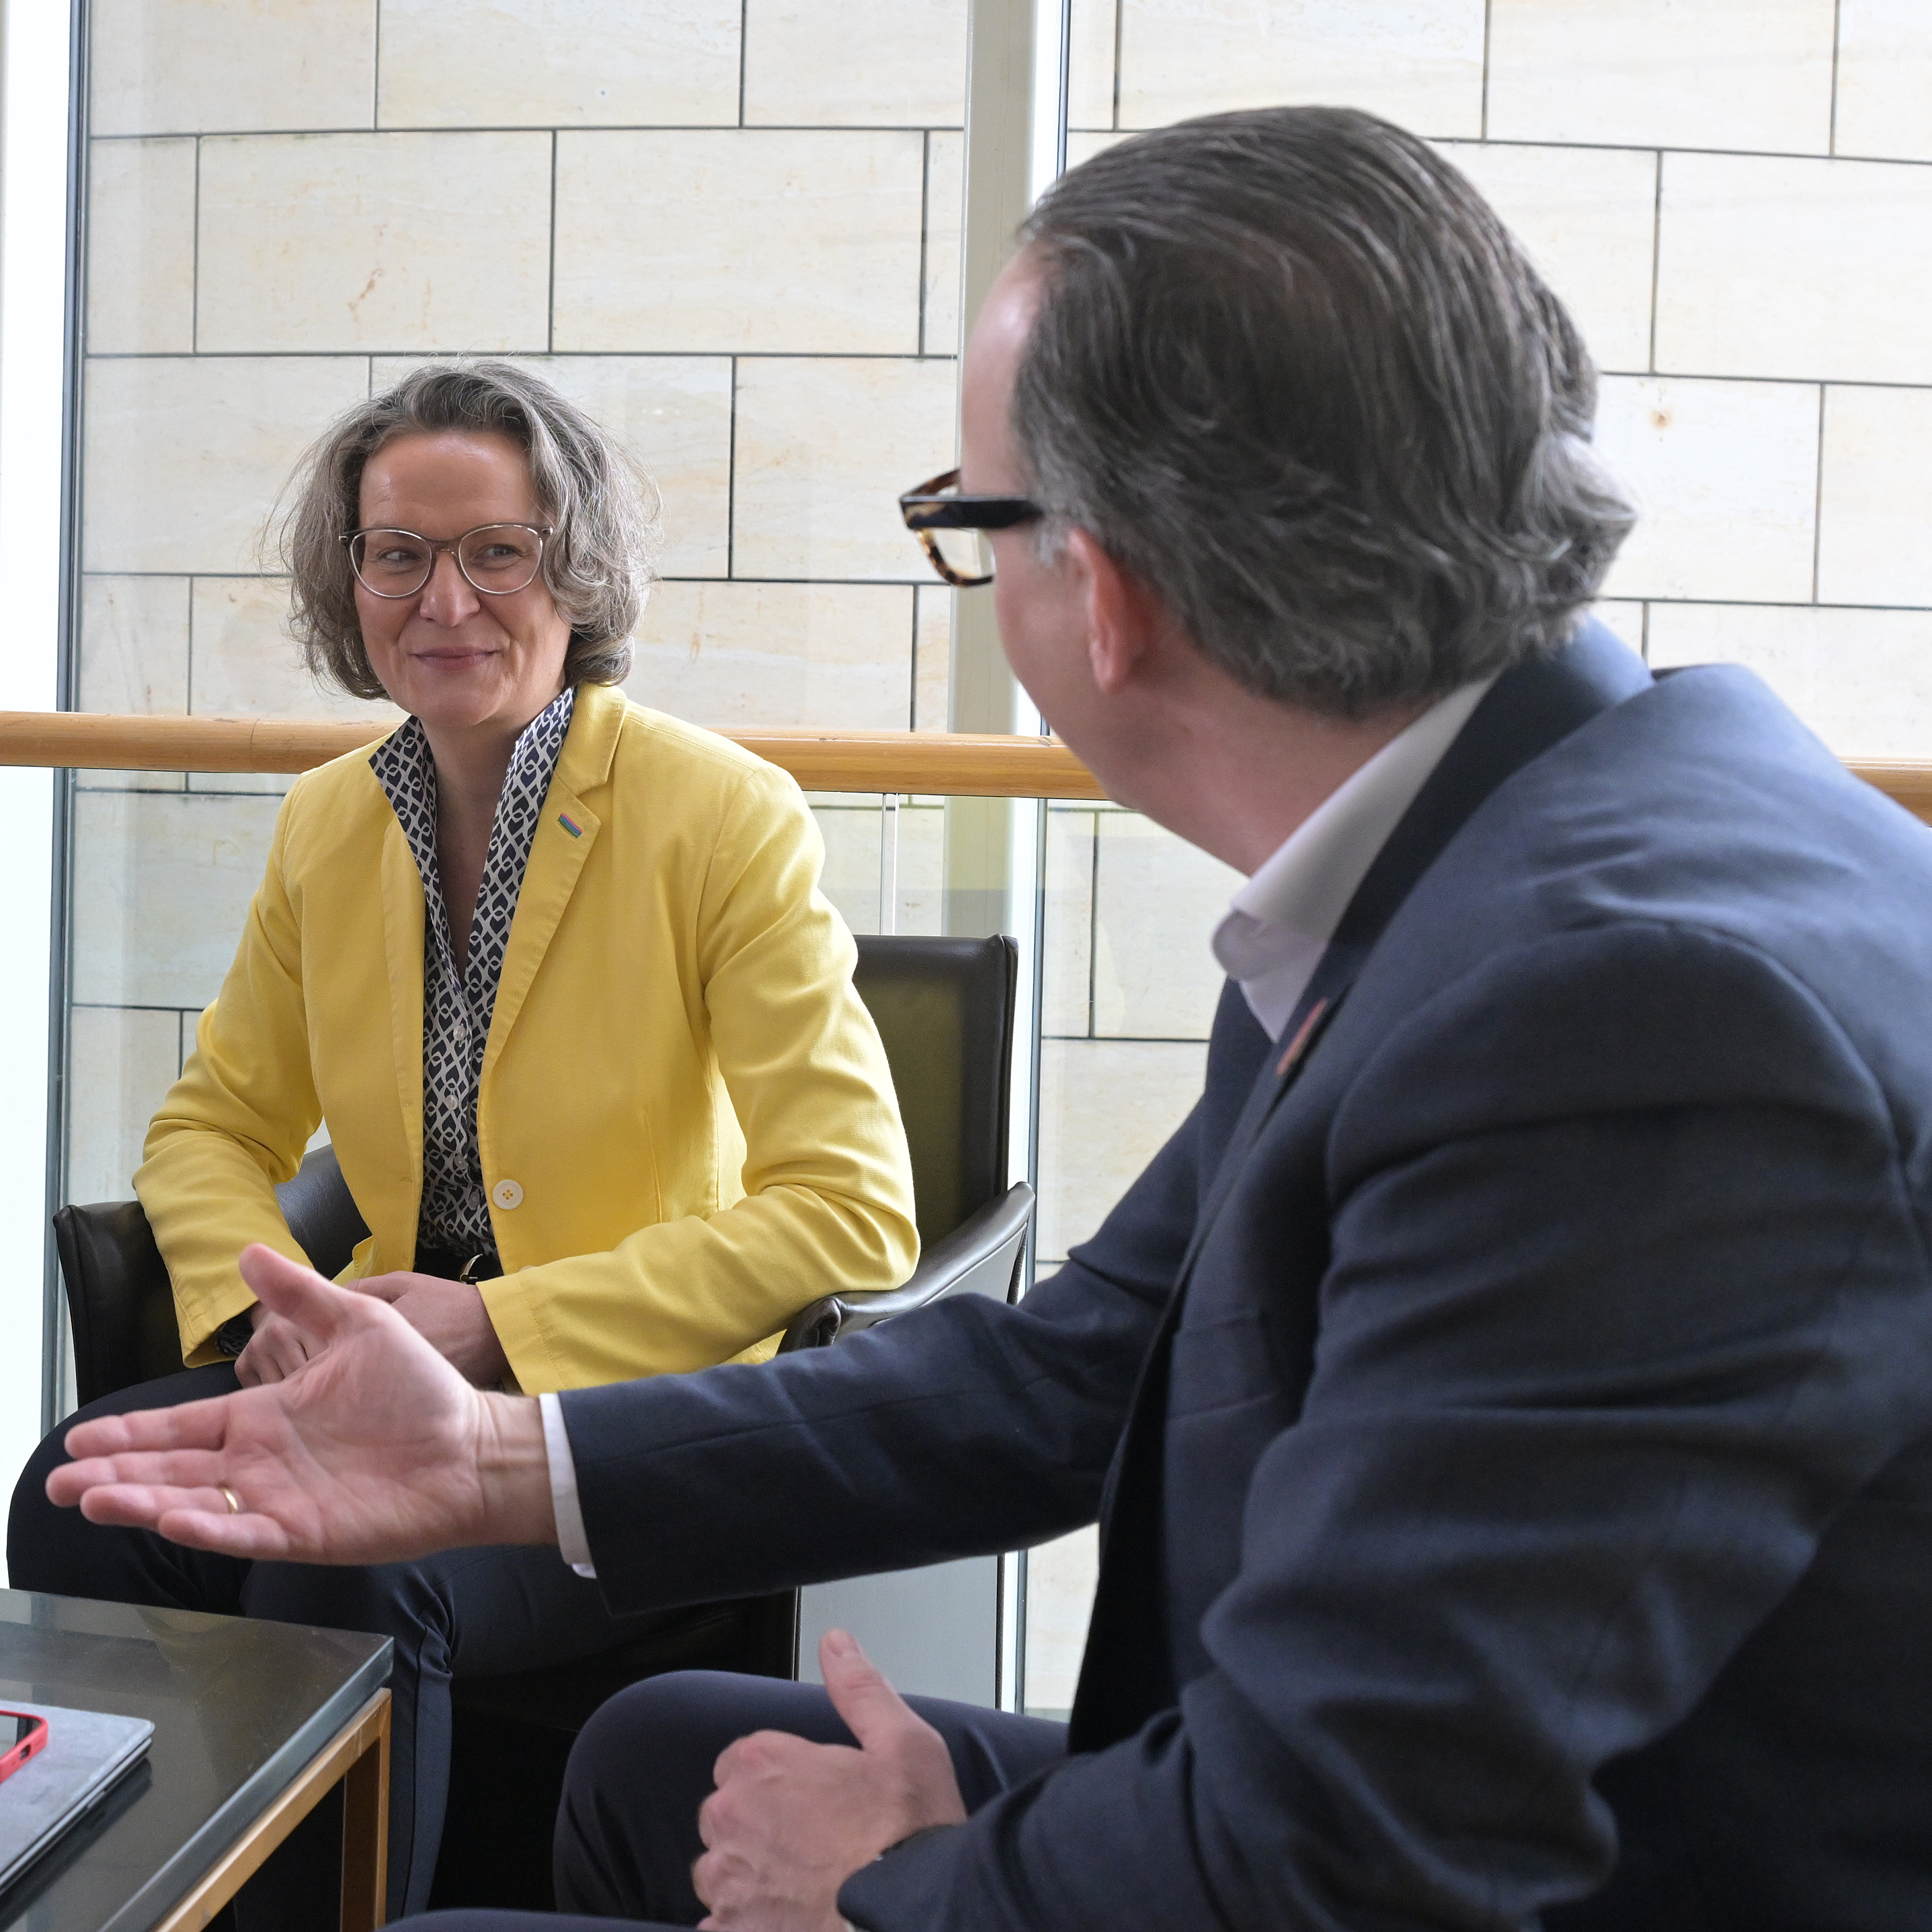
top-left (46, 1244), bottom-right (550, 1564)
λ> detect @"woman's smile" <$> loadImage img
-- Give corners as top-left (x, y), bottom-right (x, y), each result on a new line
top-left (355, 428), bottom-right (571, 744)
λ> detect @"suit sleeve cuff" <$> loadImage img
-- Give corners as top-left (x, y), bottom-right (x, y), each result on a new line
top-left (539, 1391), bottom-right (597, 1578)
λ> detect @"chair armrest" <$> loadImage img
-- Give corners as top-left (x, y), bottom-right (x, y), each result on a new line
top-left (54, 1200), bottom-right (184, 1407)
top-left (778, 1182), bottom-right (1033, 1355)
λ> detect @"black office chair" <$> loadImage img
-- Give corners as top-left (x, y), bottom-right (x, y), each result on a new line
top-left (52, 932), bottom-right (1031, 1909)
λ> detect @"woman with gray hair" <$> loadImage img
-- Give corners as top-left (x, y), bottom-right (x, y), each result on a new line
top-left (9, 360), bottom-right (919, 1921)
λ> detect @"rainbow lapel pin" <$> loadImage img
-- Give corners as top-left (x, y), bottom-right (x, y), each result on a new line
top-left (1276, 997), bottom-right (1330, 1078)
top-left (557, 813), bottom-right (583, 839)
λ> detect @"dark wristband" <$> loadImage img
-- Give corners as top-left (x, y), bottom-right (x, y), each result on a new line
top-left (213, 1312), bottom-right (255, 1358)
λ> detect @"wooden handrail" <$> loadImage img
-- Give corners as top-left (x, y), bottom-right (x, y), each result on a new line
top-left (0, 711), bottom-right (1109, 801)
top-left (0, 710), bottom-right (1927, 823)
top-left (1859, 761), bottom-right (1932, 825)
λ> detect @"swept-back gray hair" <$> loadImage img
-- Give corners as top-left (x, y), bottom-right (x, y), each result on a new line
top-left (1014, 106), bottom-right (1636, 719)
top-left (280, 360), bottom-right (659, 700)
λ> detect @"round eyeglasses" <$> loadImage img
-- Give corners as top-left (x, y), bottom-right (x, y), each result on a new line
top-left (344, 522), bottom-right (553, 599)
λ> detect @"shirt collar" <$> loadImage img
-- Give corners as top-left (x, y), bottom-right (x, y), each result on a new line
top-left (370, 683), bottom-right (577, 803)
top-left (1210, 676), bottom-right (1496, 1039)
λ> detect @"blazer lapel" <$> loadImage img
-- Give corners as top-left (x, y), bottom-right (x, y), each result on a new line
top-left (1176, 943), bottom-right (1363, 1284)
top-left (1068, 619), bottom-right (1654, 1752)
top-left (1182, 616), bottom-right (1657, 1269)
top-left (483, 783), bottom-right (600, 1084)
top-left (380, 813), bottom-right (428, 1176)
top-left (480, 684), bottom-right (624, 1085)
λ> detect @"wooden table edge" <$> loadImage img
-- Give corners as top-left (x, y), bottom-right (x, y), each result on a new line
top-left (150, 1688), bottom-right (391, 1932)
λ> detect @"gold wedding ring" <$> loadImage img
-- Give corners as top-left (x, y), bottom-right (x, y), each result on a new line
top-left (218, 1485), bottom-right (241, 1516)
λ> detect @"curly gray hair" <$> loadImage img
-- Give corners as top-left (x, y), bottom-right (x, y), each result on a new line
top-left (278, 360), bottom-right (659, 700)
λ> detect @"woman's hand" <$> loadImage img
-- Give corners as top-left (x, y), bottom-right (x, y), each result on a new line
top-left (235, 1303), bottom-right (318, 1388)
top-left (48, 1244), bottom-right (557, 1564)
top-left (353, 1273), bottom-right (512, 1387)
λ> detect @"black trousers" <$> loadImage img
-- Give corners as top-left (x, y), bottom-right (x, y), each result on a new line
top-left (7, 1365), bottom-right (670, 1924)
top-left (393, 1668), bottom-right (1069, 1931)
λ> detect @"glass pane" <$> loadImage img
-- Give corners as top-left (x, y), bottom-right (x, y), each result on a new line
top-left (64, 4), bottom-right (973, 1374)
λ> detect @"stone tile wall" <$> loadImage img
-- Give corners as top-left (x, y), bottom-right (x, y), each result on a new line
top-left (69, 0), bottom-right (968, 1204)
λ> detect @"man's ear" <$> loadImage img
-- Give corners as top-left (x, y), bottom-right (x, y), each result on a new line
top-left (1068, 529), bottom-right (1162, 696)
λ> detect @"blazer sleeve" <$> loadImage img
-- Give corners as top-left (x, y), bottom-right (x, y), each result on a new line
top-left (840, 922), bottom-right (1932, 1931)
top-left (483, 762), bottom-right (921, 1390)
top-left (555, 1043), bottom-right (1215, 1608)
top-left (135, 780), bottom-right (323, 1363)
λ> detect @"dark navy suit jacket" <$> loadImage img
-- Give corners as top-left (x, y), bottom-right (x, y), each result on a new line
top-left (563, 625), bottom-right (1932, 1930)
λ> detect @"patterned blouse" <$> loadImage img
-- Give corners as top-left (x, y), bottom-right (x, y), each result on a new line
top-left (369, 684), bottom-right (577, 1257)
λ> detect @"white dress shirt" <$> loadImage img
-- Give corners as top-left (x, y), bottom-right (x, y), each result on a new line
top-left (538, 676), bottom-right (1496, 1576)
top-left (540, 1390), bottom-right (598, 1576)
top-left (1211, 676), bottom-right (1495, 1039)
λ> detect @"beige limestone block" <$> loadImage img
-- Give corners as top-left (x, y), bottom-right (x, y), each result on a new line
top-left (1438, 142), bottom-right (1658, 375)
top-left (1115, 0), bottom-right (1484, 139)
top-left (90, 0), bottom-right (376, 136)
top-left (374, 352), bottom-right (734, 579)
top-left (923, 133), bottom-right (965, 358)
top-left (1816, 385), bottom-right (1932, 608)
top-left (891, 801), bottom-right (947, 936)
top-left (378, 0), bottom-right (741, 128)
top-left (809, 801), bottom-right (885, 936)
top-left (1063, 130), bottom-right (1125, 169)
top-left (196, 132), bottom-right (551, 354)
top-left (1022, 1526), bottom-right (1098, 1718)
top-left (1487, 0), bottom-right (1835, 153)
top-left (1647, 602), bottom-right (1932, 758)
top-left (188, 576), bottom-right (405, 724)
top-left (1836, 0), bottom-right (1932, 162)
top-left (87, 138), bottom-right (196, 355)
top-left (1656, 151), bottom-right (1932, 385)
top-left (1036, 1036), bottom-right (1206, 1259)
top-left (1041, 805), bottom-right (1096, 1040)
top-left (1092, 811), bottom-right (1238, 1041)
top-left (554, 130), bottom-right (925, 356)
top-left (65, 1005), bottom-right (184, 1207)
top-left (803, 797), bottom-right (944, 937)
top-left (913, 583), bottom-right (952, 731)
top-left (1595, 374), bottom-right (1820, 604)
top-left (70, 789), bottom-right (284, 1009)
top-left (83, 354), bottom-right (372, 575)
top-left (1067, 0), bottom-right (1119, 130)
top-left (77, 574), bottom-right (194, 791)
top-left (742, 0), bottom-right (966, 127)
top-left (79, 575), bottom-right (191, 715)
top-left (536, 356), bottom-right (731, 580)
top-left (732, 356), bottom-right (958, 581)
top-left (625, 579), bottom-right (914, 729)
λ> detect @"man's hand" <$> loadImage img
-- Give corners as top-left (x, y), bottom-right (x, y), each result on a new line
top-left (352, 1272), bottom-right (511, 1386)
top-left (46, 1244), bottom-right (556, 1564)
top-left (234, 1300), bottom-right (316, 1387)
top-left (693, 1630), bottom-right (967, 1931)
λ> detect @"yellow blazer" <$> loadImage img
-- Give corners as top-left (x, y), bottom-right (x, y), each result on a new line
top-left (138, 681), bottom-right (920, 1394)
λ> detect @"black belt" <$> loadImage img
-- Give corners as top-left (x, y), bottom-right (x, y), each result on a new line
top-left (413, 1244), bottom-right (503, 1284)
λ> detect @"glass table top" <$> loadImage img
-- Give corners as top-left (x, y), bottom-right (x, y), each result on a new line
top-left (0, 1590), bottom-right (390, 1932)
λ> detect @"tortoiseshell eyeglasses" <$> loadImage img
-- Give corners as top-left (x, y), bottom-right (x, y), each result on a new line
top-left (899, 468), bottom-right (1043, 586)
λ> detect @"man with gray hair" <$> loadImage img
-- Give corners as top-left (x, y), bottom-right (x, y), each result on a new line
top-left (52, 107), bottom-right (1932, 1931)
